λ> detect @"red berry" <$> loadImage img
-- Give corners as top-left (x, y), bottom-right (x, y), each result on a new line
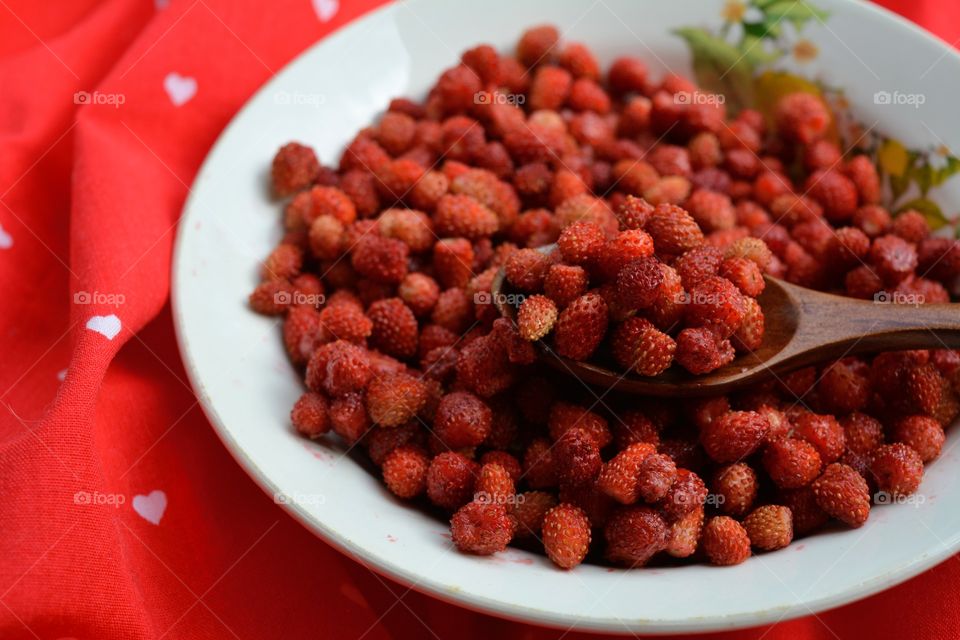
top-left (291, 391), bottom-right (330, 438)
top-left (701, 411), bottom-right (769, 463)
top-left (434, 194), bottom-right (499, 239)
top-left (597, 442), bottom-right (657, 504)
top-left (367, 298), bottom-right (419, 360)
top-left (702, 516), bottom-right (751, 566)
top-left (743, 505), bottom-right (793, 551)
top-left (435, 391), bottom-right (493, 449)
top-left (812, 463), bottom-right (871, 528)
top-left (604, 506), bottom-right (668, 567)
top-left (792, 412), bottom-right (846, 464)
top-left (450, 501), bottom-right (513, 555)
top-left (553, 292), bottom-right (609, 361)
top-left (775, 93), bottom-right (830, 145)
top-left (891, 415), bottom-right (944, 462)
top-left (306, 340), bottom-right (372, 396)
top-left (870, 443), bottom-right (924, 497)
top-left (686, 275), bottom-right (747, 337)
top-left (665, 505), bottom-right (704, 558)
top-left (841, 412), bottom-right (885, 456)
top-left (382, 445), bottom-right (430, 498)
top-left (427, 452), bottom-right (478, 510)
top-left (517, 25), bottom-right (560, 67)
top-left (365, 373), bottom-right (428, 427)
top-left (646, 204), bottom-right (704, 255)
top-left (763, 438), bottom-right (822, 489)
top-left (712, 463), bottom-right (758, 517)
top-left (675, 327), bottom-right (735, 375)
top-left (542, 504), bottom-right (592, 569)
top-left (611, 317), bottom-right (676, 376)
top-left (554, 427), bottom-right (603, 487)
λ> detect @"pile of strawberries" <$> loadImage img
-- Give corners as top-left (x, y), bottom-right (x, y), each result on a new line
top-left (251, 24), bottom-right (960, 570)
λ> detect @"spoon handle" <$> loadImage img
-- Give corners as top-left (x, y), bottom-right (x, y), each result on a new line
top-left (785, 285), bottom-right (960, 363)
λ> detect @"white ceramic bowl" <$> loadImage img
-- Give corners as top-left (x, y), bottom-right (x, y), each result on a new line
top-left (172, 0), bottom-right (960, 633)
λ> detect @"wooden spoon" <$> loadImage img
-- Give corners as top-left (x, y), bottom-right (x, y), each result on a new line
top-left (491, 250), bottom-right (960, 398)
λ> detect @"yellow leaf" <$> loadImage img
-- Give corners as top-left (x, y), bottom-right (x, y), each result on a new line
top-left (877, 139), bottom-right (910, 177)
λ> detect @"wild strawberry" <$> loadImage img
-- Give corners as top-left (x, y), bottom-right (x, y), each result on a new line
top-left (479, 451), bottom-right (521, 485)
top-left (517, 294), bottom-right (558, 341)
top-left (398, 273), bottom-right (440, 318)
top-left (435, 391), bottom-right (492, 449)
top-left (548, 403), bottom-right (612, 448)
top-left (492, 317), bottom-right (537, 365)
top-left (450, 501), bottom-right (513, 555)
top-left (686, 189), bottom-right (736, 232)
top-left (542, 504), bottom-right (592, 569)
top-left (319, 303), bottom-right (372, 344)
top-left (409, 170), bottom-right (449, 212)
top-left (841, 412), bottom-right (884, 455)
top-left (604, 506), bottom-right (668, 567)
top-left (869, 234), bottom-right (918, 285)
top-left (702, 516), bottom-right (751, 566)
top-left (805, 170), bottom-right (858, 223)
top-left (611, 317), bottom-right (676, 376)
top-left (366, 422), bottom-right (425, 466)
top-left (617, 256), bottom-right (664, 309)
top-left (891, 415), bottom-right (944, 462)
top-left (686, 275), bottom-right (746, 337)
top-left (845, 265), bottom-right (884, 299)
top-left (743, 505), bottom-right (793, 551)
top-left (382, 445), bottom-right (430, 498)
top-left (434, 194), bottom-right (499, 239)
top-left (595, 229), bottom-right (656, 280)
top-left (282, 304), bottom-right (323, 365)
top-left (378, 208), bottom-right (434, 252)
top-left (350, 235), bottom-right (409, 284)
top-left (557, 220), bottom-right (607, 265)
top-left (553, 292), bottom-right (609, 361)
top-left (812, 463), bottom-right (870, 527)
top-left (817, 358), bottom-right (871, 414)
top-left (792, 412), bottom-right (846, 464)
top-left (700, 411), bottom-right (769, 463)
top-left (646, 204), bottom-right (704, 255)
top-left (712, 463), bottom-right (758, 517)
top-left (665, 505), bottom-right (704, 558)
top-left (456, 332), bottom-right (516, 398)
top-left (636, 453), bottom-right (677, 503)
top-left (262, 244), bottom-right (304, 282)
top-left (658, 468), bottom-right (708, 521)
top-left (719, 257), bottom-right (764, 297)
top-left (522, 437), bottom-right (558, 489)
top-left (510, 491), bottom-right (558, 538)
top-left (504, 248), bottom-right (550, 291)
top-left (543, 264), bottom-right (588, 308)
top-left (291, 391), bottom-right (330, 438)
top-left (434, 64), bottom-right (482, 114)
top-left (431, 287), bottom-right (473, 333)
top-left (475, 462), bottom-right (516, 506)
top-left (732, 297), bottom-right (765, 352)
top-left (339, 169), bottom-right (381, 218)
top-left (328, 393), bottom-right (371, 444)
top-left (517, 25), bottom-right (560, 67)
top-left (775, 93), bottom-right (830, 145)
top-left (365, 372), bottom-right (428, 427)
top-left (596, 443), bottom-right (657, 504)
top-left (427, 452), bottom-right (478, 510)
top-left (675, 246), bottom-right (723, 290)
top-left (367, 298), bottom-right (418, 360)
top-left (844, 154), bottom-right (881, 205)
top-left (903, 363), bottom-right (944, 416)
top-left (568, 77), bottom-right (611, 113)
top-left (271, 142), bottom-right (320, 196)
top-left (306, 340), bottom-right (372, 396)
top-left (763, 438), bottom-right (822, 489)
top-left (676, 327), bottom-right (735, 375)
top-left (554, 427), bottom-right (603, 487)
top-left (870, 443), bottom-right (924, 497)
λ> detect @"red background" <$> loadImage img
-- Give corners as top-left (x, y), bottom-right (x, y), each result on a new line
top-left (1, 1), bottom-right (959, 638)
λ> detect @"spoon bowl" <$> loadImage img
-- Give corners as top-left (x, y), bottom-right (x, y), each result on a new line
top-left (491, 245), bottom-right (960, 397)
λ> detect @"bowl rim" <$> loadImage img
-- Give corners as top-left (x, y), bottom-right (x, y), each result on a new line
top-left (171, 0), bottom-right (960, 633)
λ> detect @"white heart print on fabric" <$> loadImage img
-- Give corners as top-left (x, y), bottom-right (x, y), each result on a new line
top-left (133, 490), bottom-right (167, 525)
top-left (164, 72), bottom-right (197, 107)
top-left (0, 224), bottom-right (12, 249)
top-left (312, 0), bottom-right (339, 22)
top-left (86, 314), bottom-right (122, 340)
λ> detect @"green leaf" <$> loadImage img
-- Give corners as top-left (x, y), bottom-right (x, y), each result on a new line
top-left (765, 0), bottom-right (829, 28)
top-left (673, 28), bottom-right (755, 112)
top-left (739, 34), bottom-right (781, 65)
top-left (897, 198), bottom-right (948, 230)
top-left (743, 19), bottom-right (782, 39)
top-left (933, 155), bottom-right (960, 188)
top-left (753, 0), bottom-right (781, 9)
top-left (911, 162), bottom-right (935, 196)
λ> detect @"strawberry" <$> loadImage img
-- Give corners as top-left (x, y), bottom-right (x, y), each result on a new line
top-left (701, 516), bottom-right (751, 566)
top-left (604, 506), bottom-right (668, 567)
top-left (552, 292), bottom-right (609, 360)
top-left (611, 317), bottom-right (676, 376)
top-left (743, 505), bottom-right (793, 551)
top-left (367, 298), bottom-right (419, 360)
top-left (542, 504), bottom-right (592, 569)
top-left (365, 373), bottom-right (428, 427)
top-left (712, 463), bottom-right (758, 517)
top-left (517, 294), bottom-right (558, 341)
top-left (811, 463), bottom-right (871, 528)
top-left (434, 391), bottom-right (492, 449)
top-left (291, 391), bottom-right (330, 438)
top-left (450, 501), bottom-right (514, 555)
top-left (597, 443), bottom-right (657, 504)
top-left (382, 445), bottom-right (430, 498)
top-left (763, 438), bottom-right (822, 489)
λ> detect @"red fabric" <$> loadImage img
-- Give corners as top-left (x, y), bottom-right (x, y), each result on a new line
top-left (1, 1), bottom-right (958, 638)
